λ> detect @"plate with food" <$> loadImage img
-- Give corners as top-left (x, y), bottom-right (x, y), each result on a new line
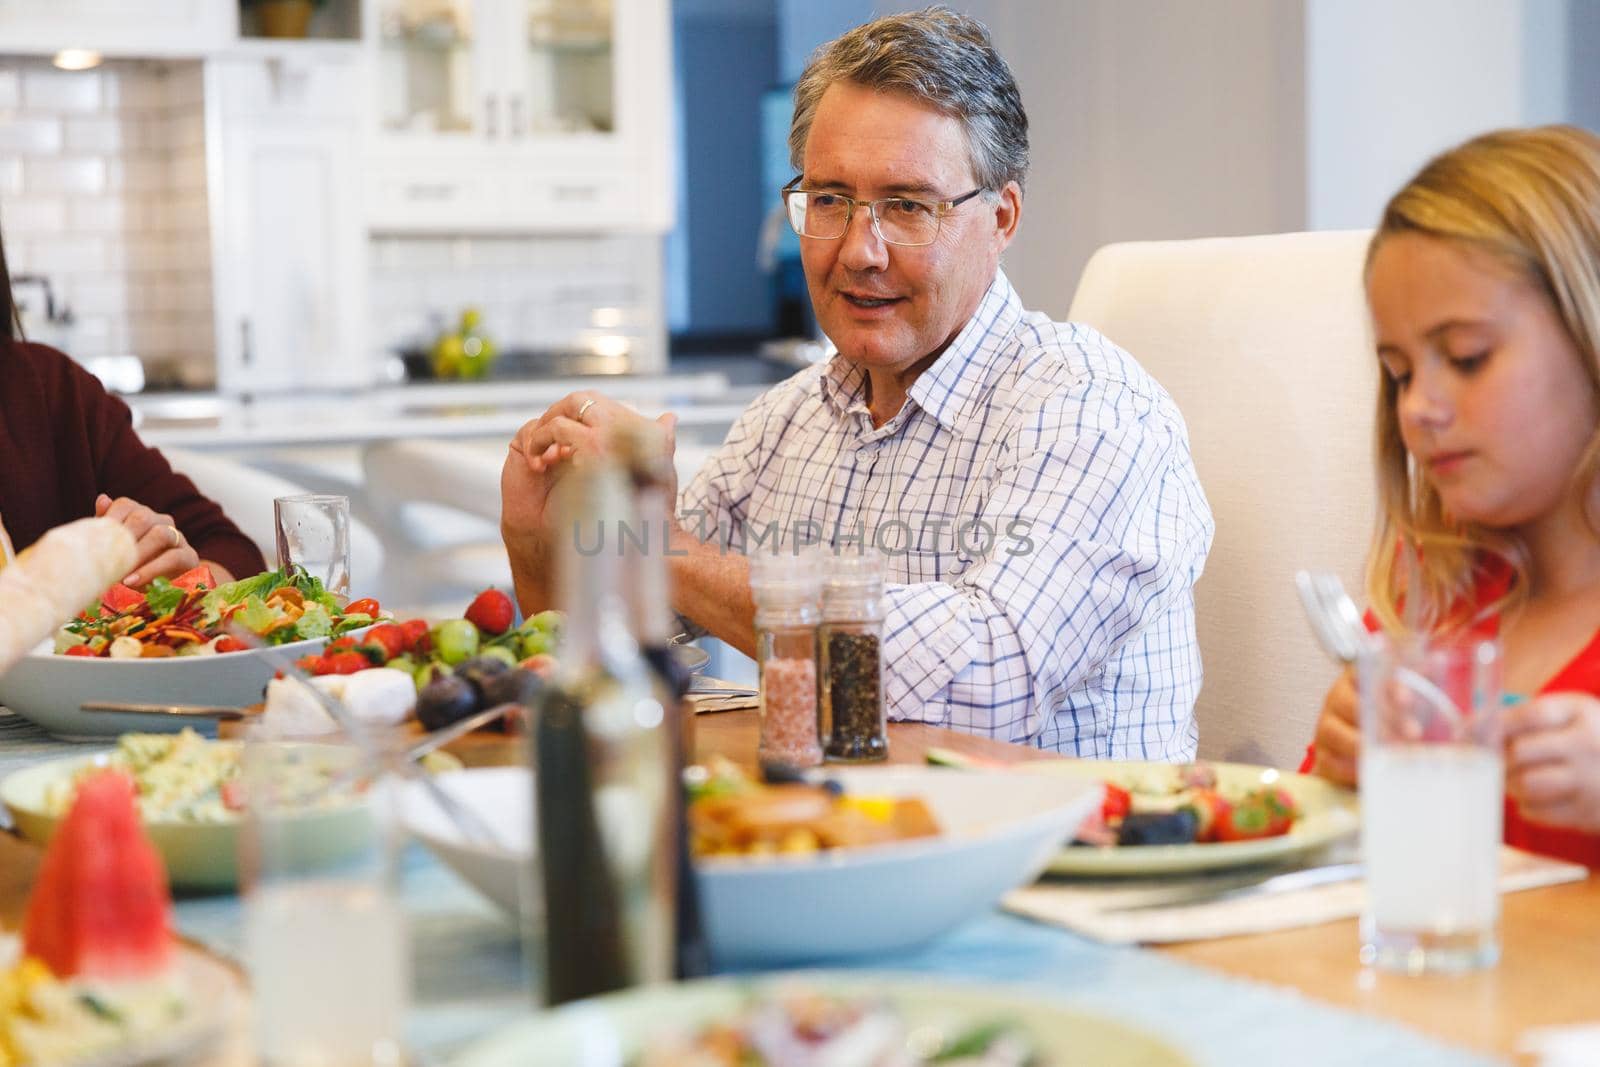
top-left (400, 760), bottom-right (1100, 964)
top-left (1, 730), bottom-right (372, 891)
top-left (1019, 759), bottom-right (1359, 876)
top-left (1, 771), bottom-right (240, 1067)
top-left (451, 972), bottom-right (1194, 1067)
top-left (0, 566), bottom-right (378, 739)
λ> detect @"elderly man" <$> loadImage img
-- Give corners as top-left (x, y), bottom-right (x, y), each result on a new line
top-left (502, 6), bottom-right (1213, 758)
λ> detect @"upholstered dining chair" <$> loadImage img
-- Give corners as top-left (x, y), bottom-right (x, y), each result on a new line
top-left (1066, 229), bottom-right (1377, 767)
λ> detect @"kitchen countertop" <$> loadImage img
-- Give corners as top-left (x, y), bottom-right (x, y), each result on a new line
top-left (130, 370), bottom-right (773, 450)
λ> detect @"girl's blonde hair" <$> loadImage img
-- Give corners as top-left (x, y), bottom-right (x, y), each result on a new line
top-left (1366, 124), bottom-right (1600, 633)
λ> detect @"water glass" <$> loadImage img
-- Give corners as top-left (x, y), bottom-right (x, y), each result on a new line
top-left (1357, 635), bottom-right (1503, 973)
top-left (274, 493), bottom-right (351, 597)
top-left (238, 719), bottom-right (409, 1067)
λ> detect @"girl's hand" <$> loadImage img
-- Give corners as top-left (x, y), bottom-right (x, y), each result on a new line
top-left (1311, 669), bottom-right (1360, 787)
top-left (1505, 694), bottom-right (1600, 832)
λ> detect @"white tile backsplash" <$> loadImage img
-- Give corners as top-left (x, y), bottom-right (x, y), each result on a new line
top-left (369, 233), bottom-right (665, 371)
top-left (63, 116), bottom-right (125, 154)
top-left (22, 68), bottom-right (102, 112)
top-left (3, 58), bottom-right (213, 374)
top-left (24, 157), bottom-right (107, 195)
top-left (0, 118), bottom-right (64, 156)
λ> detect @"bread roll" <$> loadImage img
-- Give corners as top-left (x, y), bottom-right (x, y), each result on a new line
top-left (0, 517), bottom-right (138, 675)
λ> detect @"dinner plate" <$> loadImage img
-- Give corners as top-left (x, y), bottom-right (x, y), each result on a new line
top-left (1024, 759), bottom-right (1360, 876)
top-left (401, 764), bottom-right (1101, 964)
top-left (0, 631), bottom-right (369, 740)
top-left (0, 935), bottom-right (240, 1067)
top-left (451, 972), bottom-right (1195, 1067)
top-left (1, 743), bottom-right (372, 891)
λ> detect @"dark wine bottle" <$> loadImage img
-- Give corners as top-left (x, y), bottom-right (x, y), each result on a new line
top-left (533, 457), bottom-right (677, 1007)
top-left (615, 421), bottom-right (712, 981)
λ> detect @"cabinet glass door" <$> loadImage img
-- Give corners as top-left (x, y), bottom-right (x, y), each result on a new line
top-left (376, 0), bottom-right (486, 136)
top-left (516, 0), bottom-right (615, 135)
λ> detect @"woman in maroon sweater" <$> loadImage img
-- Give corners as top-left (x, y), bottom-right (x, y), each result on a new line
top-left (1, 229), bottom-right (263, 586)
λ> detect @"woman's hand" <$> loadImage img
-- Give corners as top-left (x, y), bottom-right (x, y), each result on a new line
top-left (1310, 669), bottom-right (1361, 787)
top-left (1505, 694), bottom-right (1600, 833)
top-left (94, 493), bottom-right (199, 588)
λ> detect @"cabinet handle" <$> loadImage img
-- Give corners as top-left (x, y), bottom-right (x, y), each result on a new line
top-left (510, 94), bottom-right (524, 137)
top-left (240, 319), bottom-right (253, 367)
top-left (404, 183), bottom-right (458, 201)
top-left (485, 94), bottom-right (499, 139)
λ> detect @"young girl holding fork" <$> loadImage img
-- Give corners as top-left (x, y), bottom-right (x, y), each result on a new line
top-left (1306, 125), bottom-right (1600, 867)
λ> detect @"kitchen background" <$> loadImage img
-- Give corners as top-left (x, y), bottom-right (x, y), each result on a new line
top-left (1, 0), bottom-right (1598, 639)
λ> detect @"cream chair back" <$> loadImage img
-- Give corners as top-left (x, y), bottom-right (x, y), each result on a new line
top-left (1066, 230), bottom-right (1377, 766)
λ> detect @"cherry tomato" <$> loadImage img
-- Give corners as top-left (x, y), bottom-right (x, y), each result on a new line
top-left (345, 598), bottom-right (381, 618)
top-left (1100, 782), bottom-right (1132, 823)
top-left (214, 636), bottom-right (249, 654)
top-left (64, 645), bottom-right (98, 657)
top-left (324, 650), bottom-right (372, 675)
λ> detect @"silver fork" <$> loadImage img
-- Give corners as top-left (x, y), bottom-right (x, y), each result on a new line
top-left (1294, 570), bottom-right (1462, 726)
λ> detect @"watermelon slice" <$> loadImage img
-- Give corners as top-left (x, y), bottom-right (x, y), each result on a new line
top-left (101, 582), bottom-right (144, 615)
top-left (21, 771), bottom-right (173, 980)
top-left (171, 563), bottom-right (215, 592)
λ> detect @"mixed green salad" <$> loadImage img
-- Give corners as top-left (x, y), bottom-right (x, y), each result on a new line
top-left (54, 565), bottom-right (377, 658)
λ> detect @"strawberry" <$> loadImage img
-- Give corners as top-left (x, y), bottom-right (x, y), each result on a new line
top-left (399, 618), bottom-right (431, 654)
top-left (363, 623), bottom-right (408, 661)
top-left (465, 588), bottom-right (515, 636)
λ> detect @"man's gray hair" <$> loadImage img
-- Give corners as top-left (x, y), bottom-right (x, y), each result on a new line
top-left (788, 6), bottom-right (1029, 194)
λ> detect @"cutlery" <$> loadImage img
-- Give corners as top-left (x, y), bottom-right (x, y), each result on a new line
top-left (1294, 569), bottom-right (1462, 726)
top-left (312, 703), bottom-right (519, 802)
top-left (1098, 861), bottom-right (1364, 913)
top-left (80, 700), bottom-right (246, 720)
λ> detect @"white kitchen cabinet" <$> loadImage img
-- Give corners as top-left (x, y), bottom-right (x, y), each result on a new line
top-left (0, 0), bottom-right (235, 57)
top-left (362, 0), bottom-right (673, 233)
top-left (206, 53), bottom-right (370, 395)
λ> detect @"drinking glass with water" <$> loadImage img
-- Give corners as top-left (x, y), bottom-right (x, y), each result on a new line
top-left (1358, 635), bottom-right (1503, 974)
top-left (274, 493), bottom-right (352, 600)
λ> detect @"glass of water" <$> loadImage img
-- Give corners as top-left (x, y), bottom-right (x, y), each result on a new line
top-left (1357, 634), bottom-right (1503, 974)
top-left (274, 493), bottom-right (351, 598)
top-left (239, 717), bottom-right (410, 1067)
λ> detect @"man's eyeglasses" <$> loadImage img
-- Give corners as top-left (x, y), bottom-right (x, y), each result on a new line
top-left (780, 180), bottom-right (984, 247)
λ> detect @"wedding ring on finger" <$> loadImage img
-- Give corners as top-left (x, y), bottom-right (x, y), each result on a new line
top-left (576, 397), bottom-right (597, 424)
top-left (165, 524), bottom-right (182, 548)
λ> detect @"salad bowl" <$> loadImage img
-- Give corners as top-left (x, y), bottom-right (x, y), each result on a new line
top-left (0, 632), bottom-right (356, 739)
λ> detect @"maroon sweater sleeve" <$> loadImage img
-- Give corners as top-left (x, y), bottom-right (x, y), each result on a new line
top-left (0, 341), bottom-right (266, 580)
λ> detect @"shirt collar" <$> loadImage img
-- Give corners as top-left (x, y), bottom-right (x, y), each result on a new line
top-left (906, 269), bottom-right (1024, 432)
top-left (817, 269), bottom-right (1024, 432)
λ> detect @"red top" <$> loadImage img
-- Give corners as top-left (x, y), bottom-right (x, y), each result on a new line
top-left (1300, 559), bottom-right (1600, 867)
top-left (0, 340), bottom-right (264, 580)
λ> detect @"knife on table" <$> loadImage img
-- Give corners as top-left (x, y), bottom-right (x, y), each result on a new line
top-left (1098, 861), bottom-right (1365, 913)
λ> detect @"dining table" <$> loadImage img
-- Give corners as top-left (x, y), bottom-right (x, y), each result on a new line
top-left (1, 705), bottom-right (1594, 1067)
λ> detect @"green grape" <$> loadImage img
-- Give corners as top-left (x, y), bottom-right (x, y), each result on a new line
top-left (524, 609), bottom-right (564, 635)
top-left (433, 618), bottom-right (480, 666)
top-left (481, 645), bottom-right (520, 670)
top-left (518, 629), bottom-right (553, 659)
